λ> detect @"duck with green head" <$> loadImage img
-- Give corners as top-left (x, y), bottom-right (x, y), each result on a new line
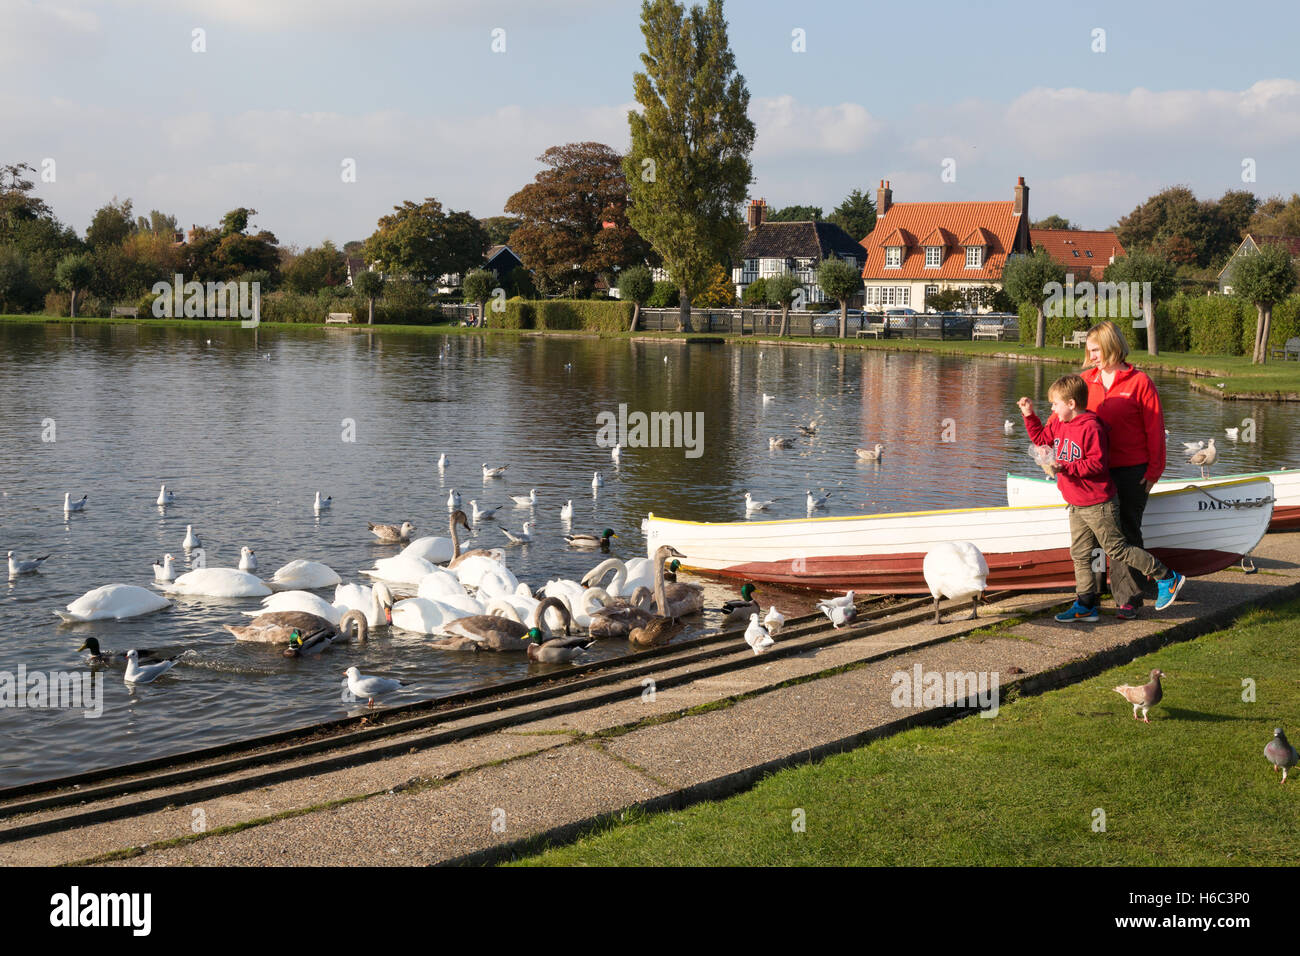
top-left (524, 626), bottom-right (594, 663)
top-left (566, 528), bottom-right (617, 551)
top-left (719, 583), bottom-right (760, 627)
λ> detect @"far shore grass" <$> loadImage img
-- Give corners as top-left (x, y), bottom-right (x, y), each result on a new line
top-left (4, 312), bottom-right (1299, 400)
top-left (507, 597), bottom-right (1300, 867)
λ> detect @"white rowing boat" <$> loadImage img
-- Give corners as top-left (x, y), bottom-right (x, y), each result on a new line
top-left (642, 477), bottom-right (1274, 594)
top-left (1006, 468), bottom-right (1300, 532)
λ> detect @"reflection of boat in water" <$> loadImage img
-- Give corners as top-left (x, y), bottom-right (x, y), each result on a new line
top-left (643, 477), bottom-right (1275, 594)
top-left (1006, 468), bottom-right (1300, 533)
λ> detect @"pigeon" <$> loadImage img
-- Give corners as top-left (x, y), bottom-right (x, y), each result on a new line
top-left (745, 492), bottom-right (774, 514)
top-left (819, 602), bottom-right (857, 628)
top-left (482, 463), bottom-right (508, 479)
top-left (343, 666), bottom-right (410, 708)
top-left (314, 491), bottom-right (331, 512)
top-left (1265, 727), bottom-right (1299, 783)
top-left (156, 484), bottom-right (174, 506)
top-left (63, 493), bottom-right (87, 513)
top-left (7, 551), bottom-right (50, 576)
top-left (744, 613), bottom-right (775, 654)
top-left (182, 525), bottom-right (201, 549)
top-left (1003, 419), bottom-right (1015, 435)
top-left (447, 489), bottom-right (461, 511)
top-left (1113, 668), bottom-right (1164, 723)
top-left (807, 489), bottom-right (832, 511)
top-left (763, 605), bottom-right (785, 635)
top-left (124, 648), bottom-right (181, 684)
top-left (856, 444), bottom-right (884, 461)
top-left (1187, 439), bottom-right (1217, 478)
top-left (501, 522), bottom-right (534, 544)
top-left (1225, 427), bottom-right (1239, 442)
top-left (769, 436), bottom-right (794, 449)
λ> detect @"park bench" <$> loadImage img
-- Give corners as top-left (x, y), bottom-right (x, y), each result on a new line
top-left (1270, 336), bottom-right (1300, 361)
top-left (110, 306), bottom-right (139, 318)
top-left (325, 312), bottom-right (353, 324)
top-left (1062, 329), bottom-right (1088, 348)
top-left (972, 319), bottom-right (1008, 341)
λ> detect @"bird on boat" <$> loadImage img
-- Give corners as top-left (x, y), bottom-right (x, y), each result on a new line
top-left (238, 546), bottom-right (258, 572)
top-left (1187, 439), bottom-right (1217, 478)
top-left (1003, 420), bottom-right (1015, 435)
top-left (8, 550), bottom-right (50, 576)
top-left (152, 554), bottom-right (177, 582)
top-left (769, 436), bottom-right (794, 450)
top-left (797, 421), bottom-right (819, 437)
top-left (78, 638), bottom-right (164, 668)
top-left (482, 462), bottom-right (508, 479)
top-left (719, 583), bottom-right (760, 627)
top-left (566, 528), bottom-right (617, 551)
top-left (156, 484), bottom-right (174, 506)
top-left (1114, 669), bottom-right (1164, 723)
top-left (1225, 427), bottom-right (1239, 441)
top-left (447, 489), bottom-right (461, 511)
top-left (560, 500), bottom-right (574, 521)
top-left (1181, 439), bottom-right (1206, 454)
top-left (744, 613), bottom-right (775, 655)
top-left (368, 520), bottom-right (416, 543)
top-left (470, 500), bottom-right (502, 522)
top-left (125, 649), bottom-right (182, 684)
top-left (63, 493), bottom-right (87, 513)
top-left (314, 491), bottom-right (332, 512)
top-left (511, 489), bottom-right (537, 507)
top-left (592, 471), bottom-right (604, 490)
top-left (1265, 728), bottom-right (1299, 784)
top-left (807, 489), bottom-right (832, 511)
top-left (745, 492), bottom-right (774, 514)
top-left (502, 522), bottom-right (534, 544)
top-left (856, 444), bottom-right (884, 462)
top-left (922, 541), bottom-right (988, 624)
top-left (343, 666), bottom-right (410, 708)
top-left (182, 525), bottom-right (201, 549)
top-left (763, 605), bottom-right (785, 635)
top-left (526, 627), bottom-right (595, 663)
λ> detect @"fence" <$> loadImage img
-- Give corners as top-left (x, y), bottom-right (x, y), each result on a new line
top-left (636, 309), bottom-right (1010, 340)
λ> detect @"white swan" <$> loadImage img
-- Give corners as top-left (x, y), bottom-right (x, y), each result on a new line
top-left (238, 547), bottom-right (258, 572)
top-left (581, 557), bottom-right (628, 596)
top-left (922, 541), bottom-right (988, 624)
top-left (163, 568), bottom-right (271, 598)
top-left (156, 484), bottom-right (174, 505)
top-left (182, 525), bottom-right (201, 549)
top-left (401, 535), bottom-right (455, 564)
top-left (541, 579), bottom-right (595, 629)
top-left (250, 589), bottom-right (340, 622)
top-left (57, 585), bottom-right (171, 622)
top-left (360, 553), bottom-right (437, 587)
top-left (332, 582), bottom-right (395, 628)
top-left (416, 566), bottom-right (467, 600)
top-left (314, 491), bottom-right (331, 512)
top-left (152, 554), bottom-right (177, 582)
top-left (451, 553), bottom-right (511, 590)
top-left (269, 559), bottom-right (341, 590)
top-left (64, 493), bottom-right (87, 513)
top-left (390, 595), bottom-right (478, 634)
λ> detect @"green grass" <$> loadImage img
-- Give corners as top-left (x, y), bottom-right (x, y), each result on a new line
top-left (507, 599), bottom-right (1300, 866)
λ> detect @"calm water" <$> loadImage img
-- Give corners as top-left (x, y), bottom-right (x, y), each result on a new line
top-left (2, 322), bottom-right (1297, 787)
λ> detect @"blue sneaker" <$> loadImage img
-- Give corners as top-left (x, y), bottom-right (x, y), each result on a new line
top-left (1055, 601), bottom-right (1099, 623)
top-left (1154, 572), bottom-right (1185, 611)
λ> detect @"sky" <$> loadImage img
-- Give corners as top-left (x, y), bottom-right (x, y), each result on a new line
top-left (4, 0), bottom-right (1299, 248)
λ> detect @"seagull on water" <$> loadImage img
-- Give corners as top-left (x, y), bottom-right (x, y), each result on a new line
top-left (8, 551), bottom-right (50, 576)
top-left (745, 492), bottom-right (774, 514)
top-left (63, 493), bottom-right (87, 513)
top-left (807, 489), bottom-right (831, 511)
top-left (447, 489), bottom-right (461, 511)
top-left (482, 463), bottom-right (508, 479)
top-left (182, 525), bottom-right (201, 549)
top-left (502, 522), bottom-right (534, 544)
top-left (125, 649), bottom-right (182, 685)
top-left (156, 484), bottom-right (175, 506)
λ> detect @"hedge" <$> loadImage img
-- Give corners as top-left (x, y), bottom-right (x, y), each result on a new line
top-left (485, 297), bottom-right (535, 330)
top-left (533, 299), bottom-right (634, 332)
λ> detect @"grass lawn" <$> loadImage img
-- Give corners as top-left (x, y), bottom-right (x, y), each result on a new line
top-left (509, 598), bottom-right (1300, 866)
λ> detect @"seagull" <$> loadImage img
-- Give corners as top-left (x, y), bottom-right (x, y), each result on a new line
top-left (124, 649), bottom-right (181, 684)
top-left (470, 500), bottom-right (502, 522)
top-left (807, 489), bottom-right (831, 511)
top-left (8, 551), bottom-right (50, 576)
top-left (744, 613), bottom-right (775, 655)
top-left (1114, 669), bottom-right (1164, 723)
top-left (63, 493), bottom-right (87, 513)
top-left (238, 546), bottom-right (258, 571)
top-left (564, 362), bottom-right (572, 373)
top-left (769, 436), bottom-right (794, 450)
top-left (1265, 727), bottom-right (1299, 783)
top-left (763, 605), bottom-right (785, 635)
top-left (745, 492), bottom-right (774, 514)
top-left (343, 665), bottom-right (410, 708)
top-left (156, 484), bottom-right (174, 506)
top-left (152, 554), bottom-right (177, 582)
top-left (368, 521), bottom-right (415, 543)
top-left (502, 521), bottom-right (534, 544)
top-left (1188, 438), bottom-right (1217, 478)
top-left (560, 500), bottom-right (574, 521)
top-left (437, 453), bottom-right (448, 472)
top-left (663, 355), bottom-right (668, 364)
top-left (612, 444), bottom-right (623, 465)
top-left (1003, 420), bottom-right (1015, 435)
top-left (1181, 439), bottom-right (1206, 454)
top-left (856, 444), bottom-right (884, 461)
top-left (797, 421), bottom-right (820, 437)
top-left (182, 525), bottom-right (201, 549)
top-left (314, 492), bottom-right (331, 512)
top-left (762, 393), bottom-right (774, 405)
top-left (447, 489), bottom-right (461, 511)
top-left (1225, 427), bottom-right (1239, 441)
top-left (592, 471), bottom-right (604, 490)
top-left (482, 463), bottom-right (508, 479)
top-left (511, 489), bottom-right (537, 507)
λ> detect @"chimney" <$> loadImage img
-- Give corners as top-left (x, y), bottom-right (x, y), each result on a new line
top-left (877, 179), bottom-right (892, 216)
top-left (747, 198), bottom-right (767, 231)
top-left (1014, 176), bottom-right (1028, 218)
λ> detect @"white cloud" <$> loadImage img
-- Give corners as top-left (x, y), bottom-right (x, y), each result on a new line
top-left (752, 95), bottom-right (881, 156)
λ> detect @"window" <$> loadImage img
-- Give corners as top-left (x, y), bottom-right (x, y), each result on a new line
top-left (1085, 250), bottom-right (1094, 258)
top-left (1072, 249), bottom-right (1080, 257)
top-left (885, 247), bottom-right (902, 268)
top-left (882, 287), bottom-right (895, 306)
top-left (925, 284), bottom-right (939, 303)
top-left (965, 246), bottom-right (983, 269)
top-left (899, 287), bottom-right (909, 306)
top-left (925, 247), bottom-right (942, 268)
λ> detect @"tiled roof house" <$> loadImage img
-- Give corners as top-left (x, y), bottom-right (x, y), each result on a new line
top-left (1030, 228), bottom-right (1125, 281)
top-left (1218, 234), bottom-right (1300, 293)
top-left (732, 200), bottom-right (868, 306)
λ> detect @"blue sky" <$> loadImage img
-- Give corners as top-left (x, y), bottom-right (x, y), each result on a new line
top-left (5, 0), bottom-right (1299, 246)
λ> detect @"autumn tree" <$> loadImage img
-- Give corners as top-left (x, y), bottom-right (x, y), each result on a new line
top-left (363, 198), bottom-right (487, 291)
top-left (695, 262), bottom-right (735, 307)
top-left (624, 0), bottom-right (755, 331)
top-left (480, 216), bottom-right (522, 247)
top-left (1248, 194), bottom-right (1300, 238)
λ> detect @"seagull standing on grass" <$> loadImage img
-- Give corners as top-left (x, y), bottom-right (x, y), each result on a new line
top-left (343, 666), bottom-right (410, 708)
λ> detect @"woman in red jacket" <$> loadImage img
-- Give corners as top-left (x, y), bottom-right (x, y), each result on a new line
top-left (1082, 320), bottom-right (1166, 618)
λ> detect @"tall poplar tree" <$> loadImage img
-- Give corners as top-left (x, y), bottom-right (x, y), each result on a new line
top-left (624, 0), bottom-right (755, 332)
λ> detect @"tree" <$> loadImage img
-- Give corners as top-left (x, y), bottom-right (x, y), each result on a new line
top-left (696, 262), bottom-right (735, 307)
top-left (363, 198), bottom-right (486, 291)
top-left (925, 287), bottom-right (964, 312)
top-left (1231, 242), bottom-right (1299, 364)
top-left (8, 214), bottom-right (83, 296)
top-left (86, 197), bottom-right (136, 249)
top-left (480, 216), bottom-right (523, 247)
top-left (1248, 194), bottom-right (1300, 238)
top-left (619, 264), bottom-right (653, 331)
top-left (221, 207), bottom-right (256, 237)
top-left (1031, 214), bottom-right (1079, 230)
top-left (624, 0), bottom-right (755, 332)
top-left (827, 189), bottom-right (876, 241)
top-left (767, 205), bottom-right (822, 222)
top-left (55, 253), bottom-right (94, 317)
top-left (352, 269), bottom-right (385, 325)
top-left (767, 271), bottom-right (800, 337)
top-left (284, 241), bottom-right (347, 294)
top-left (1114, 186), bottom-right (1259, 269)
top-left (136, 210), bottom-right (179, 236)
top-left (462, 269), bottom-right (495, 324)
top-left (0, 162), bottom-right (53, 241)
top-left (741, 276), bottom-right (769, 306)
top-left (0, 248), bottom-right (39, 313)
top-left (817, 257), bottom-right (862, 337)
top-left (1001, 249), bottom-right (1067, 348)
top-left (1103, 249), bottom-right (1176, 356)
top-left (647, 281), bottom-right (679, 308)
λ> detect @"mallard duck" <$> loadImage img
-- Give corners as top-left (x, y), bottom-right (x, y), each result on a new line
top-left (566, 528), bottom-right (617, 550)
top-left (283, 610), bottom-right (369, 657)
top-left (78, 637), bottom-right (164, 667)
top-left (368, 520), bottom-right (416, 543)
top-left (768, 436), bottom-right (794, 450)
top-left (628, 615), bottom-right (685, 648)
top-left (8, 551), bottom-right (50, 576)
top-left (664, 559), bottom-right (679, 582)
top-left (526, 627), bottom-right (594, 663)
top-left (225, 608), bottom-right (370, 648)
top-left (719, 583), bottom-right (760, 627)
top-left (649, 545), bottom-right (704, 617)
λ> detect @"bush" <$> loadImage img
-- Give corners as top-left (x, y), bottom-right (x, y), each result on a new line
top-left (485, 297), bottom-right (535, 330)
top-left (647, 281), bottom-right (679, 308)
top-left (43, 290), bottom-right (104, 317)
top-left (1238, 293), bottom-right (1300, 354)
top-left (533, 299), bottom-right (634, 332)
top-left (1184, 294), bottom-right (1247, 356)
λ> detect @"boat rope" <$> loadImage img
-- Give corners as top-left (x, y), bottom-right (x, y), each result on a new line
top-left (1185, 485), bottom-right (1276, 509)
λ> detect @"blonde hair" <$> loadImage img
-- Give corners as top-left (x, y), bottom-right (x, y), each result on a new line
top-left (1085, 320), bottom-right (1129, 369)
top-left (1049, 373), bottom-right (1088, 410)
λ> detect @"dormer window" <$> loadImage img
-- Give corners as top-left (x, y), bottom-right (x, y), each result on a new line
top-left (1072, 249), bottom-right (1080, 257)
top-left (1085, 250), bottom-right (1094, 258)
top-left (885, 247), bottom-right (902, 268)
top-left (965, 246), bottom-right (983, 269)
top-left (925, 246), bottom-right (942, 268)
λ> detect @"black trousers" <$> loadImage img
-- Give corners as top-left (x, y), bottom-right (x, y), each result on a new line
top-left (1102, 463), bottom-right (1152, 607)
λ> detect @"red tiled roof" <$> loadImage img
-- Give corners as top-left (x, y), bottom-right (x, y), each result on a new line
top-left (960, 226), bottom-right (995, 247)
top-left (1030, 229), bottom-right (1126, 272)
top-left (919, 227), bottom-right (954, 248)
top-left (861, 201), bottom-right (1025, 280)
top-left (879, 227), bottom-right (914, 247)
top-left (1252, 234), bottom-right (1300, 256)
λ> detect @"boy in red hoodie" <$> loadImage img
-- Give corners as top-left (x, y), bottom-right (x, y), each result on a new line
top-left (1019, 374), bottom-right (1185, 623)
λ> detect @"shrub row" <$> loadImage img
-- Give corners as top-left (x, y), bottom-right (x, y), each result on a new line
top-left (485, 298), bottom-right (634, 332)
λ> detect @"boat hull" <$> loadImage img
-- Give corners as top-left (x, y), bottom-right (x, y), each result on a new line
top-left (643, 477), bottom-right (1275, 594)
top-left (1006, 469), bottom-right (1300, 532)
